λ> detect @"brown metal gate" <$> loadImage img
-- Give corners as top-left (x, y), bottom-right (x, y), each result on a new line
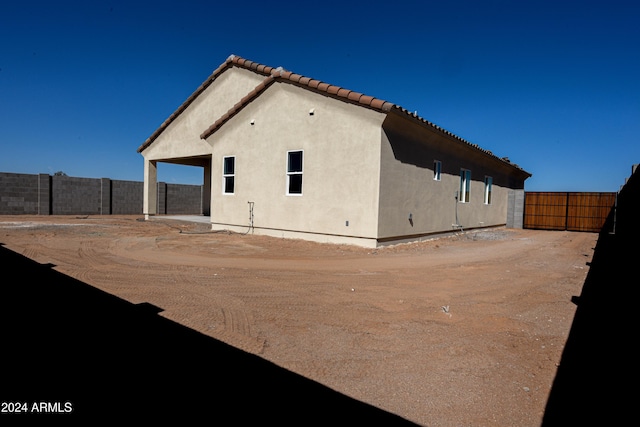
top-left (523, 192), bottom-right (617, 232)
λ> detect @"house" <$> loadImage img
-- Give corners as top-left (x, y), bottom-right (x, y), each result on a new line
top-left (137, 55), bottom-right (531, 248)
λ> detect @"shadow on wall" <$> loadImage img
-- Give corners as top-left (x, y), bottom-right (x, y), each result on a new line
top-left (542, 166), bottom-right (639, 426)
top-left (0, 245), bottom-right (418, 425)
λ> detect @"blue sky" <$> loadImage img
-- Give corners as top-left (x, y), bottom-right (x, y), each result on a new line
top-left (1, 1), bottom-right (638, 191)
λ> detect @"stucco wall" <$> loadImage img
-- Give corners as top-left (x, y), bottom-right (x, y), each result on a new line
top-left (142, 67), bottom-right (266, 162)
top-left (377, 113), bottom-right (525, 242)
top-left (204, 82), bottom-right (387, 243)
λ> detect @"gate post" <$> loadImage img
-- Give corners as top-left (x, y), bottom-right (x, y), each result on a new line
top-left (507, 189), bottom-right (525, 228)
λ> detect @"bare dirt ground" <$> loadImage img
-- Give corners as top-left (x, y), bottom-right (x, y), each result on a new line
top-left (0, 215), bottom-right (598, 426)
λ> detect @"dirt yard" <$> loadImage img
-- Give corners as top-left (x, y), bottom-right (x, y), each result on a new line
top-left (0, 215), bottom-right (597, 426)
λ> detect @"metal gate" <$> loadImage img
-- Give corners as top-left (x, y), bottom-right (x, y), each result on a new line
top-left (523, 192), bottom-right (617, 232)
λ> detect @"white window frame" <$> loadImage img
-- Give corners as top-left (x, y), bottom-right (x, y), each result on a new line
top-left (286, 150), bottom-right (303, 196)
top-left (222, 156), bottom-right (235, 194)
top-left (484, 176), bottom-right (493, 205)
top-left (433, 160), bottom-right (442, 181)
top-left (459, 169), bottom-right (471, 203)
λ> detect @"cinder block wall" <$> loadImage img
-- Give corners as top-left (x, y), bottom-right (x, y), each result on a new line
top-left (52, 175), bottom-right (102, 215)
top-left (0, 172), bottom-right (203, 216)
top-left (111, 180), bottom-right (143, 214)
top-left (0, 173), bottom-right (40, 214)
top-left (506, 189), bottom-right (525, 228)
top-left (166, 183), bottom-right (202, 214)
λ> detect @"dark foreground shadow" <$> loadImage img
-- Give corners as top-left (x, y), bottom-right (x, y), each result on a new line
top-left (542, 167), bottom-right (639, 426)
top-left (0, 245), bottom-right (418, 425)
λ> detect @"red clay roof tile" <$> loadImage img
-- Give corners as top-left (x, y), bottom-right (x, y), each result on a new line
top-left (359, 94), bottom-right (374, 106)
top-left (347, 91), bottom-right (363, 102)
top-left (369, 98), bottom-right (386, 110)
top-left (326, 85), bottom-right (340, 95)
top-left (289, 73), bottom-right (303, 83)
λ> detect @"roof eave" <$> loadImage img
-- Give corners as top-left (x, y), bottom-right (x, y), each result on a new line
top-left (387, 107), bottom-right (531, 177)
top-left (140, 54), bottom-right (530, 179)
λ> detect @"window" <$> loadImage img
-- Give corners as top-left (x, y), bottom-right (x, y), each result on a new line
top-left (223, 156), bottom-right (235, 194)
top-left (433, 160), bottom-right (442, 181)
top-left (459, 169), bottom-right (471, 203)
top-left (287, 150), bottom-right (303, 195)
top-left (484, 176), bottom-right (493, 204)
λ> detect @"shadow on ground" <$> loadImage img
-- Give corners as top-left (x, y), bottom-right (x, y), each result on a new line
top-left (0, 245), bottom-right (417, 425)
top-left (542, 167), bottom-right (639, 426)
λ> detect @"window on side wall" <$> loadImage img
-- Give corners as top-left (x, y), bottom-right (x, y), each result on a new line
top-left (287, 150), bottom-right (303, 195)
top-left (459, 169), bottom-right (471, 203)
top-left (223, 156), bottom-right (235, 194)
top-left (484, 176), bottom-right (493, 204)
top-left (433, 160), bottom-right (442, 181)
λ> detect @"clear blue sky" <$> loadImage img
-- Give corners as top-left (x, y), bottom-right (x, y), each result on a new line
top-left (1, 1), bottom-right (638, 191)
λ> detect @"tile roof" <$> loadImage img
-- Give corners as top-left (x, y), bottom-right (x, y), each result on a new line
top-left (138, 55), bottom-right (529, 175)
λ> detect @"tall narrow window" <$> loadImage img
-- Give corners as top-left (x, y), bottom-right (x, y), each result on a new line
top-left (433, 160), bottom-right (442, 181)
top-left (459, 169), bottom-right (471, 203)
top-left (223, 156), bottom-right (235, 194)
top-left (484, 176), bottom-right (493, 204)
top-left (287, 150), bottom-right (303, 195)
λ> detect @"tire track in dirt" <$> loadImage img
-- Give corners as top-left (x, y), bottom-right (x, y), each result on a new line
top-left (69, 240), bottom-right (107, 284)
top-left (124, 261), bottom-right (268, 354)
top-left (229, 270), bottom-right (413, 371)
top-left (159, 285), bottom-right (267, 354)
top-left (73, 241), bottom-right (266, 355)
top-left (199, 269), bottom-right (387, 358)
top-left (19, 246), bottom-right (43, 263)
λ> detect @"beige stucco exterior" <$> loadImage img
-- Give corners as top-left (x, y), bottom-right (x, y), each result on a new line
top-left (140, 66), bottom-right (268, 217)
top-left (143, 67), bottom-right (265, 162)
top-left (204, 83), bottom-right (387, 246)
top-left (376, 112), bottom-right (523, 244)
top-left (138, 55), bottom-right (531, 247)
